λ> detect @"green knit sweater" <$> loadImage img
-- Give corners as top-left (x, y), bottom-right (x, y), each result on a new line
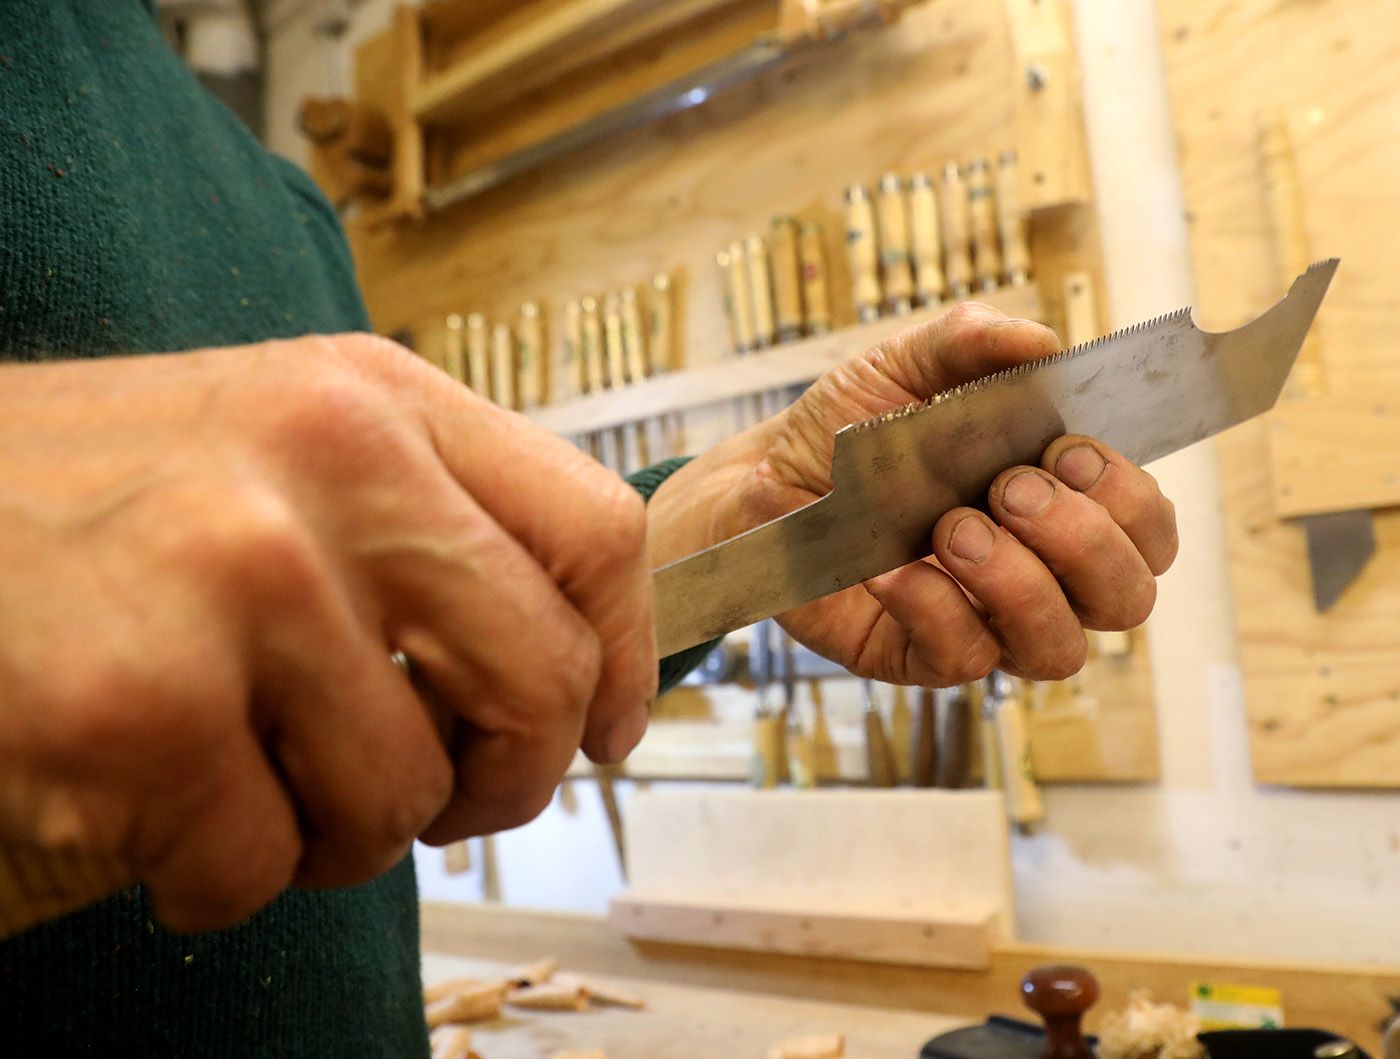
top-left (0, 1), bottom-right (709, 1053)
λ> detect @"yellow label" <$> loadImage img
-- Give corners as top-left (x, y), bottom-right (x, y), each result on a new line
top-left (1191, 981), bottom-right (1284, 1031)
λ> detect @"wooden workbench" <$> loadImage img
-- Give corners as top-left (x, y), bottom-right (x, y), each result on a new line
top-left (422, 952), bottom-right (968, 1058)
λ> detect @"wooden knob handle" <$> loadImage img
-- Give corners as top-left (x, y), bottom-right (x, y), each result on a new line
top-left (1021, 964), bottom-right (1100, 1059)
top-left (0, 844), bottom-right (133, 940)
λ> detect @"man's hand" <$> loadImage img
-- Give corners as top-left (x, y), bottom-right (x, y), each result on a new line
top-left (0, 336), bottom-right (656, 932)
top-left (647, 303), bottom-right (1178, 685)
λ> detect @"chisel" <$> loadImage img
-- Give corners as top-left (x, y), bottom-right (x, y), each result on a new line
top-left (515, 302), bottom-right (546, 410)
top-left (490, 323), bottom-right (517, 411)
top-left (724, 242), bottom-right (758, 353)
top-left (996, 149), bottom-right (1032, 287)
top-left (909, 172), bottom-right (946, 307)
top-left (909, 687), bottom-right (939, 788)
top-left (986, 671), bottom-right (1044, 833)
top-left (744, 233), bottom-right (778, 350)
top-left (465, 312), bottom-right (491, 398)
top-left (936, 683), bottom-right (975, 789)
top-left (618, 286), bottom-right (653, 466)
top-left (939, 161), bottom-right (973, 300)
top-left (647, 272), bottom-right (686, 456)
top-left (861, 679), bottom-right (898, 788)
top-left (770, 216), bottom-right (806, 343)
top-left (443, 313), bottom-right (467, 385)
top-left (798, 221), bottom-right (833, 334)
top-left (876, 173), bottom-right (915, 316)
top-left (844, 184), bottom-right (883, 323)
top-left (601, 292), bottom-right (634, 473)
top-left (889, 684), bottom-right (914, 784)
top-left (967, 158), bottom-right (1003, 293)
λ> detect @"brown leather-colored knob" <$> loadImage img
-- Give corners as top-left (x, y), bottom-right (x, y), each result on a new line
top-left (1021, 965), bottom-right (1100, 1059)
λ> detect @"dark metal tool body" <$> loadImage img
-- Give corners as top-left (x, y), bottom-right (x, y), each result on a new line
top-left (654, 261), bottom-right (1338, 657)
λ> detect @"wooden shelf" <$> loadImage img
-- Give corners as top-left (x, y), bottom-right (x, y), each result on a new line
top-left (526, 284), bottom-right (1042, 435)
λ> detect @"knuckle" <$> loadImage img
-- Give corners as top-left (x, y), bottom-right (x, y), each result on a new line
top-left (590, 478), bottom-right (647, 562)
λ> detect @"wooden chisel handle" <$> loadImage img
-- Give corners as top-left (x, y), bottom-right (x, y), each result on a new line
top-left (939, 162), bottom-right (973, 299)
top-left (770, 217), bottom-right (805, 341)
top-left (995, 150), bottom-right (1032, 286)
top-left (515, 302), bottom-right (546, 409)
top-left (966, 158), bottom-right (1002, 293)
top-left (844, 185), bottom-right (883, 323)
top-left (909, 687), bottom-right (939, 788)
top-left (798, 222), bottom-right (833, 334)
top-left (744, 233), bottom-right (777, 349)
top-left (861, 680), bottom-right (897, 788)
top-left (987, 674), bottom-right (1044, 833)
top-left (1257, 109), bottom-right (1325, 398)
top-left (876, 174), bottom-right (915, 315)
top-left (465, 312), bottom-right (491, 396)
top-left (443, 313), bottom-right (467, 384)
top-left (909, 172), bottom-right (946, 306)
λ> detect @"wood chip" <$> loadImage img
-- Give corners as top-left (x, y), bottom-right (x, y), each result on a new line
top-left (429, 1025), bottom-right (474, 1059)
top-left (554, 973), bottom-right (646, 1010)
top-left (423, 976), bottom-right (501, 1005)
top-left (507, 981), bottom-right (589, 1011)
top-left (424, 983), bottom-right (508, 1028)
top-left (506, 956), bottom-right (560, 987)
top-left (767, 1032), bottom-right (846, 1059)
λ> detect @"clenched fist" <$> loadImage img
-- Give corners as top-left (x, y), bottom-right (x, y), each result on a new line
top-left (0, 335), bottom-right (656, 932)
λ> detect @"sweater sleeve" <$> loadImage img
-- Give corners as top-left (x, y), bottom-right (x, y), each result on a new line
top-left (627, 457), bottom-right (723, 695)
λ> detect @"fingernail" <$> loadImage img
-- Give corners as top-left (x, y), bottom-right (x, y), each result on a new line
top-left (1002, 470), bottom-right (1055, 516)
top-left (1055, 444), bottom-right (1107, 491)
top-left (603, 708), bottom-right (649, 763)
top-left (949, 516), bottom-right (995, 562)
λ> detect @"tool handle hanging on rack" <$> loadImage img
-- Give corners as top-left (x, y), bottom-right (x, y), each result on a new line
top-left (861, 680), bottom-right (898, 788)
top-left (966, 158), bottom-right (1003, 292)
top-left (995, 150), bottom-right (1032, 286)
top-left (876, 174), bottom-right (915, 315)
top-left (516, 302), bottom-right (546, 408)
top-left (563, 300), bottom-right (587, 397)
top-left (443, 313), bottom-right (467, 384)
top-left (909, 172), bottom-right (946, 306)
top-left (580, 297), bottom-right (608, 395)
top-left (490, 323), bottom-right (518, 409)
top-left (986, 672), bottom-right (1044, 832)
top-left (770, 217), bottom-right (806, 341)
top-left (724, 244), bottom-right (758, 353)
top-left (466, 312), bottom-right (491, 396)
top-left (844, 185), bottom-right (883, 323)
top-left (939, 162), bottom-right (974, 299)
top-left (798, 222), bottom-right (833, 334)
top-left (744, 234), bottom-right (778, 349)
top-left (910, 687), bottom-right (939, 787)
top-left (619, 288), bottom-right (650, 384)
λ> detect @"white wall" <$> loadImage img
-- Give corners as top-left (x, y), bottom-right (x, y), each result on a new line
top-left (262, 0), bottom-right (1400, 966)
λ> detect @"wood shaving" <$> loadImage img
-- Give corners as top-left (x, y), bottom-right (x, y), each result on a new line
top-left (424, 982), bottom-right (508, 1028)
top-left (429, 1025), bottom-right (474, 1059)
top-left (507, 981), bottom-right (590, 1011)
top-left (554, 973), bottom-right (646, 1010)
top-left (1097, 991), bottom-right (1205, 1059)
top-left (507, 956), bottom-right (560, 987)
top-left (550, 1052), bottom-right (606, 1059)
top-left (767, 1031), bottom-right (846, 1059)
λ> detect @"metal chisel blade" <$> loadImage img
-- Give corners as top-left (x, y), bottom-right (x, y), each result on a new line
top-left (1305, 508), bottom-right (1376, 611)
top-left (654, 259), bottom-right (1339, 657)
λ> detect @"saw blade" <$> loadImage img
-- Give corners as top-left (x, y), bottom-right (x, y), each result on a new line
top-left (654, 259), bottom-right (1339, 657)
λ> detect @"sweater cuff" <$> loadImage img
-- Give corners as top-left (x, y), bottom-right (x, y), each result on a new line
top-left (627, 457), bottom-right (723, 695)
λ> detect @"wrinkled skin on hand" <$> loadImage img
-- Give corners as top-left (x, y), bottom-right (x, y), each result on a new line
top-left (648, 302), bottom-right (1179, 687)
top-left (0, 335), bottom-right (656, 932)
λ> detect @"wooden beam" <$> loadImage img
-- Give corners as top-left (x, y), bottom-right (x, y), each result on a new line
top-left (525, 285), bottom-right (1041, 435)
